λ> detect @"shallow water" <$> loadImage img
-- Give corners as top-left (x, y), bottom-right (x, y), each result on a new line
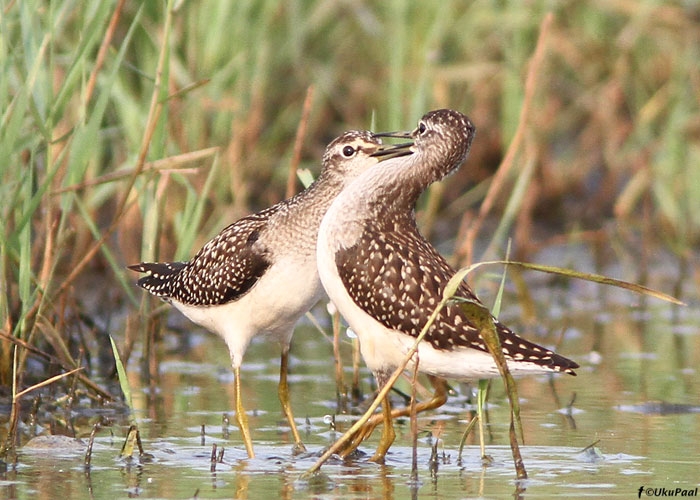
top-left (3, 251), bottom-right (699, 499)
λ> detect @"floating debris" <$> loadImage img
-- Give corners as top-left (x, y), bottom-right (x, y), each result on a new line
top-left (615, 401), bottom-right (700, 415)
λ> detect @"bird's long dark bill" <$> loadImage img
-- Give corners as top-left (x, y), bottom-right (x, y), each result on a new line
top-left (373, 131), bottom-right (412, 139)
top-left (370, 141), bottom-right (414, 161)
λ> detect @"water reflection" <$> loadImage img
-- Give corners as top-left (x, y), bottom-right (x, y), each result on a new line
top-left (4, 246), bottom-right (700, 498)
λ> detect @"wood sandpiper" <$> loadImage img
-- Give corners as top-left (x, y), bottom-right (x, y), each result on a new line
top-left (316, 109), bottom-right (579, 462)
top-left (129, 130), bottom-right (392, 458)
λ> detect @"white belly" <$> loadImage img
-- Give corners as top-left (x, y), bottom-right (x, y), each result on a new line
top-left (171, 254), bottom-right (324, 368)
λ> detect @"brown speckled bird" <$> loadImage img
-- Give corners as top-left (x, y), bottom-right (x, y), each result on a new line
top-left (317, 109), bottom-right (578, 462)
top-left (129, 130), bottom-right (399, 458)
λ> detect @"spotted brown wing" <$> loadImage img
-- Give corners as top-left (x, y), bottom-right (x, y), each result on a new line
top-left (129, 211), bottom-right (274, 306)
top-left (335, 218), bottom-right (578, 374)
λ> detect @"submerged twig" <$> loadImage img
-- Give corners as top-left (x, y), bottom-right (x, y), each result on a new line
top-left (428, 438), bottom-right (440, 480)
top-left (409, 352), bottom-right (420, 484)
top-left (222, 414), bottom-right (230, 439)
top-left (85, 423), bottom-right (100, 469)
top-left (331, 311), bottom-right (346, 409)
top-left (210, 444), bottom-right (217, 472)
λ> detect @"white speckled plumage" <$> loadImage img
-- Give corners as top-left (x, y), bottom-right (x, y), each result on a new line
top-left (130, 130), bottom-right (385, 457)
top-left (317, 110), bottom-right (578, 388)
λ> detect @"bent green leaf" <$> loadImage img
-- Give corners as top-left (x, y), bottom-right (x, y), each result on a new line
top-left (110, 335), bottom-right (132, 411)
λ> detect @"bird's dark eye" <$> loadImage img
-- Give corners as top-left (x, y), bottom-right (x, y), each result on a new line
top-left (418, 122), bottom-right (427, 135)
top-left (342, 145), bottom-right (356, 157)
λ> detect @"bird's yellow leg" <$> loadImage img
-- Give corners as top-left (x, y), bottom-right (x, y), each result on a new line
top-left (339, 376), bottom-right (448, 457)
top-left (369, 394), bottom-right (395, 463)
top-left (279, 349), bottom-right (306, 455)
top-left (234, 366), bottom-right (255, 458)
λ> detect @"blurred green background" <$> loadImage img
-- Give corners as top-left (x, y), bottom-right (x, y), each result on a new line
top-left (1, 0), bottom-right (698, 386)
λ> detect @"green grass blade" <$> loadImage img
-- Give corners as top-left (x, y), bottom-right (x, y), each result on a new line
top-left (448, 260), bottom-right (684, 306)
top-left (173, 154), bottom-right (221, 261)
top-left (491, 239), bottom-right (513, 318)
top-left (503, 261), bottom-right (685, 305)
top-left (456, 298), bottom-right (526, 478)
top-left (109, 335), bottom-right (133, 412)
top-left (74, 197), bottom-right (137, 304)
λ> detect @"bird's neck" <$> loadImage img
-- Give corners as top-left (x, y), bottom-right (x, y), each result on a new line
top-left (320, 157), bottom-right (435, 253)
top-left (354, 156), bottom-right (437, 216)
top-left (284, 170), bottom-right (343, 214)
